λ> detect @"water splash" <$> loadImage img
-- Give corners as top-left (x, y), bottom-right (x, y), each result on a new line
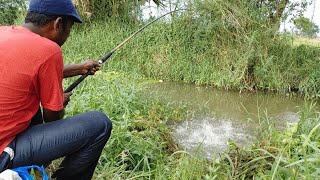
top-left (145, 82), bottom-right (318, 159)
top-left (172, 117), bottom-right (255, 159)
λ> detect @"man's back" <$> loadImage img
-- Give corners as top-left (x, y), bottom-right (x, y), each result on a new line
top-left (0, 26), bottom-right (64, 153)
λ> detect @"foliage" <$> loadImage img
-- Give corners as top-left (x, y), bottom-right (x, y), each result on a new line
top-left (0, 0), bottom-right (318, 178)
top-left (248, 0), bottom-right (310, 27)
top-left (73, 0), bottom-right (163, 22)
top-left (59, 70), bottom-right (186, 179)
top-left (293, 37), bottom-right (320, 46)
top-left (59, 62), bottom-right (320, 179)
top-left (0, 0), bottom-right (25, 25)
top-left (58, 63), bottom-right (320, 179)
top-left (55, 0), bottom-right (320, 178)
top-left (64, 0), bottom-right (320, 99)
top-left (293, 16), bottom-right (319, 38)
top-left (157, 108), bottom-right (320, 179)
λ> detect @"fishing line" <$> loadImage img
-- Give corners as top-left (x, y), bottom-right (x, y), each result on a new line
top-left (64, 9), bottom-right (186, 93)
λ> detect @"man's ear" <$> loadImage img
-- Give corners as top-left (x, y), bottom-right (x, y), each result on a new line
top-left (53, 17), bottom-right (63, 31)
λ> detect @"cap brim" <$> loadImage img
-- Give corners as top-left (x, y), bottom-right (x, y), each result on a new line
top-left (73, 17), bottom-right (83, 23)
top-left (72, 12), bottom-right (83, 23)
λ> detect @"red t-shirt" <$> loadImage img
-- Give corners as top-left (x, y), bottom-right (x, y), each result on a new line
top-left (0, 26), bottom-right (64, 154)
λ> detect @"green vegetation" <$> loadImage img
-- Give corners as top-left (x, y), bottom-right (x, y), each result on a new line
top-left (293, 17), bottom-right (319, 38)
top-left (0, 0), bottom-right (25, 25)
top-left (2, 0), bottom-right (320, 179)
top-left (65, 0), bottom-right (320, 98)
top-left (59, 0), bottom-right (320, 179)
top-left (73, 0), bottom-right (162, 22)
top-left (61, 71), bottom-right (188, 179)
top-left (294, 37), bottom-right (320, 47)
top-left (60, 70), bottom-right (320, 179)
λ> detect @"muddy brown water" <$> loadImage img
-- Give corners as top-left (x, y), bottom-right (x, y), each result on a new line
top-left (145, 82), bottom-right (319, 159)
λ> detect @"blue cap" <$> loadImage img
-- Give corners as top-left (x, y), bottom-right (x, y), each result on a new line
top-left (29, 0), bottom-right (83, 23)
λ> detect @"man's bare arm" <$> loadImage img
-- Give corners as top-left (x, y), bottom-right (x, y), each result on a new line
top-left (63, 60), bottom-right (100, 78)
top-left (64, 64), bottom-right (80, 78)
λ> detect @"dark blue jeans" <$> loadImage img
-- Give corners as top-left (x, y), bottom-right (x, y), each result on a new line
top-left (9, 111), bottom-right (112, 180)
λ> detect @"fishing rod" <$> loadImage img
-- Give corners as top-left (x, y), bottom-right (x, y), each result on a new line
top-left (64, 9), bottom-right (185, 93)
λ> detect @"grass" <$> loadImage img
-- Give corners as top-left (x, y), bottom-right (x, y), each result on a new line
top-left (2, 0), bottom-right (319, 179)
top-left (56, 68), bottom-right (320, 179)
top-left (62, 71), bottom-right (188, 179)
top-left (7, 0), bottom-right (315, 178)
top-left (220, 105), bottom-right (320, 179)
top-left (293, 37), bottom-right (320, 47)
top-left (62, 0), bottom-right (320, 99)
top-left (57, 0), bottom-right (320, 178)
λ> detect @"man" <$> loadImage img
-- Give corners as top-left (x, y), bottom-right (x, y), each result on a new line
top-left (0, 0), bottom-right (112, 179)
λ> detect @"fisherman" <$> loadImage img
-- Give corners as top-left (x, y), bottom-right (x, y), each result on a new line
top-left (0, 0), bottom-right (112, 179)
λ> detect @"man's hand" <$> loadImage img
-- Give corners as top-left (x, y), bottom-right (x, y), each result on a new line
top-left (42, 92), bottom-right (72, 122)
top-left (63, 60), bottom-right (101, 78)
top-left (79, 60), bottom-right (101, 75)
top-left (64, 91), bottom-right (73, 107)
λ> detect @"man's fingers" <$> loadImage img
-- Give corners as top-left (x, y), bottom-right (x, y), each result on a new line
top-left (66, 91), bottom-right (73, 96)
top-left (82, 60), bottom-right (101, 75)
top-left (63, 92), bottom-right (73, 107)
top-left (90, 69), bottom-right (96, 75)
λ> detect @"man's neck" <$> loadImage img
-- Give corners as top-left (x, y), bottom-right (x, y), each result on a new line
top-left (22, 23), bottom-right (43, 36)
top-left (21, 23), bottom-right (56, 45)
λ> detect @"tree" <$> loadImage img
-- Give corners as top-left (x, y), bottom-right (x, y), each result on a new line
top-left (293, 16), bottom-right (319, 38)
top-left (73, 0), bottom-right (164, 21)
top-left (250, 0), bottom-right (310, 28)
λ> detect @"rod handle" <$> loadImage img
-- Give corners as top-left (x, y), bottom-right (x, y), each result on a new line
top-left (99, 50), bottom-right (114, 64)
top-left (64, 73), bottom-right (89, 93)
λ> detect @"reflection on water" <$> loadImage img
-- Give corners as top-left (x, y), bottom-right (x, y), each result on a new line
top-left (145, 82), bottom-right (317, 159)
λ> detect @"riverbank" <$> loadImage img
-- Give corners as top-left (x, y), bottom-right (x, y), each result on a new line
top-left (60, 69), bottom-right (320, 179)
top-left (5, 0), bottom-right (320, 178)
top-left (59, 4), bottom-right (320, 178)
top-left (64, 18), bottom-right (320, 99)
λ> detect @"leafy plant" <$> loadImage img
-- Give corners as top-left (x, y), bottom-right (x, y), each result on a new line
top-left (0, 0), bottom-right (25, 25)
top-left (73, 0), bottom-right (163, 21)
top-left (293, 16), bottom-right (319, 38)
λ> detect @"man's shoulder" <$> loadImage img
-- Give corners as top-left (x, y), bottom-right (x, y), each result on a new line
top-left (34, 35), bottom-right (62, 55)
top-left (28, 37), bottom-right (62, 64)
top-left (2, 26), bottom-right (62, 56)
top-left (2, 26), bottom-right (59, 47)
top-left (19, 27), bottom-right (61, 53)
top-left (0, 26), bottom-right (62, 64)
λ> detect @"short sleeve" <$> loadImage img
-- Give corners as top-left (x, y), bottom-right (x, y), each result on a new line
top-left (38, 51), bottom-right (64, 111)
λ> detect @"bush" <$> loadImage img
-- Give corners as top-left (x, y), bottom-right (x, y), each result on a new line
top-left (0, 0), bottom-right (25, 25)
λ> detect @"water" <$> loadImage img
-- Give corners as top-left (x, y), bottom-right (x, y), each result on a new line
top-left (145, 82), bottom-right (317, 159)
top-left (173, 118), bottom-right (254, 158)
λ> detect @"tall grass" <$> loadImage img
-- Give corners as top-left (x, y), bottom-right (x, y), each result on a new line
top-left (61, 56), bottom-right (320, 179)
top-left (73, 0), bottom-right (161, 23)
top-left (58, 0), bottom-right (320, 179)
top-left (64, 0), bottom-right (320, 99)
top-left (0, 0), bottom-right (317, 178)
top-left (294, 37), bottom-right (320, 47)
top-left (62, 71), bottom-right (187, 179)
top-left (0, 0), bottom-right (25, 25)
top-left (64, 73), bottom-right (320, 179)
top-left (220, 103), bottom-right (320, 179)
